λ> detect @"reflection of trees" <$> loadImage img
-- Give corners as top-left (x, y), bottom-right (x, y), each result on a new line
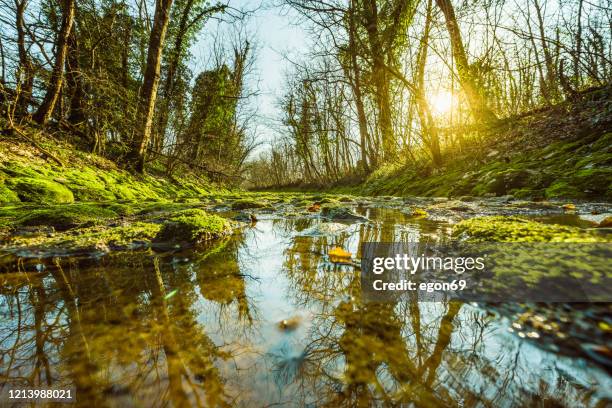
top-left (276, 211), bottom-right (608, 407)
top-left (193, 236), bottom-right (256, 328)
top-left (278, 218), bottom-right (466, 406)
top-left (0, 243), bottom-right (241, 407)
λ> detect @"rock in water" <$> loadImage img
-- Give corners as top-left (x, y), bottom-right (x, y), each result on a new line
top-left (233, 212), bottom-right (257, 223)
top-left (154, 209), bottom-right (231, 247)
top-left (320, 205), bottom-right (368, 222)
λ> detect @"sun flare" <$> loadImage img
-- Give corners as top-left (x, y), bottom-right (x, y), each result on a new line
top-left (428, 90), bottom-right (454, 116)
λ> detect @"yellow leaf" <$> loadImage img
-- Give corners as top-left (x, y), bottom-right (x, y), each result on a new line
top-left (328, 246), bottom-right (352, 262)
top-left (562, 203), bottom-right (576, 210)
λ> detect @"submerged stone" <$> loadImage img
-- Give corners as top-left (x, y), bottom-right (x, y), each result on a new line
top-left (233, 212), bottom-right (257, 223)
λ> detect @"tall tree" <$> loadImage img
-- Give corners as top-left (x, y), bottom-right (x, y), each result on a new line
top-left (434, 0), bottom-right (497, 123)
top-left (155, 1), bottom-right (226, 152)
top-left (414, 0), bottom-right (442, 166)
top-left (344, 0), bottom-right (371, 171)
top-left (14, 0), bottom-right (33, 119)
top-left (33, 0), bottom-right (76, 124)
top-left (129, 0), bottom-right (174, 172)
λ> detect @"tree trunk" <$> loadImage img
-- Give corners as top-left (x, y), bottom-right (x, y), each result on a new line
top-left (416, 0), bottom-right (442, 166)
top-left (14, 0), bottom-right (34, 119)
top-left (66, 29), bottom-right (85, 126)
top-left (573, 0), bottom-right (583, 87)
top-left (533, 0), bottom-right (557, 101)
top-left (363, 0), bottom-right (395, 161)
top-left (33, 0), bottom-right (76, 124)
top-left (434, 0), bottom-right (497, 123)
top-left (129, 0), bottom-right (174, 173)
top-left (347, 0), bottom-right (371, 171)
top-left (155, 0), bottom-right (195, 153)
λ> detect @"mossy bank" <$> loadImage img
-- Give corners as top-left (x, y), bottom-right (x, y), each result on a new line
top-left (331, 87), bottom-right (612, 201)
top-left (0, 129), bottom-right (227, 204)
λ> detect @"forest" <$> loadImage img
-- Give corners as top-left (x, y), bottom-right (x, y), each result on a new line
top-left (0, 0), bottom-right (608, 188)
top-left (0, 0), bottom-right (611, 407)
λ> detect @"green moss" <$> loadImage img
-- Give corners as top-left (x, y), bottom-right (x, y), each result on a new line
top-left (17, 204), bottom-right (118, 231)
top-left (5, 222), bottom-right (162, 255)
top-left (545, 181), bottom-right (585, 199)
top-left (62, 168), bottom-right (117, 201)
top-left (103, 203), bottom-right (137, 216)
top-left (136, 201), bottom-right (193, 216)
top-left (0, 184), bottom-right (19, 203)
top-left (8, 177), bottom-right (74, 204)
top-left (406, 208), bottom-right (428, 217)
top-left (453, 216), bottom-right (607, 242)
top-left (356, 129), bottom-right (611, 200)
top-left (231, 199), bottom-right (269, 210)
top-left (318, 197), bottom-right (339, 204)
top-left (293, 199), bottom-right (312, 207)
top-left (155, 209), bottom-right (231, 245)
top-left (321, 204), bottom-right (367, 221)
top-left (510, 188), bottom-right (543, 199)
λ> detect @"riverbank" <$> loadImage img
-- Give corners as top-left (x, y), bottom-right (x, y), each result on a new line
top-left (263, 86), bottom-right (612, 201)
top-left (0, 125), bottom-right (226, 204)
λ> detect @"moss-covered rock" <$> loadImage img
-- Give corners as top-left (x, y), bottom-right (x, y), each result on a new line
top-left (155, 209), bottom-right (231, 246)
top-left (318, 197), bottom-right (339, 204)
top-left (3, 222), bottom-right (162, 256)
top-left (453, 216), bottom-right (608, 242)
top-left (321, 204), bottom-right (368, 221)
top-left (231, 199), bottom-right (269, 210)
top-left (17, 204), bottom-right (118, 231)
top-left (8, 177), bottom-right (74, 204)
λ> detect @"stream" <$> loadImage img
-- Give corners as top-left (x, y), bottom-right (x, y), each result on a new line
top-left (0, 195), bottom-right (610, 407)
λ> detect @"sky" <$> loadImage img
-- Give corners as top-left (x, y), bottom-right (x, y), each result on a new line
top-left (190, 0), bottom-right (310, 152)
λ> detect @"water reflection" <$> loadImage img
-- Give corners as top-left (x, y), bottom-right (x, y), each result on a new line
top-left (0, 207), bottom-right (610, 407)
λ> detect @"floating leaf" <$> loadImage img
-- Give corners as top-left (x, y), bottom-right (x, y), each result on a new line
top-left (328, 246), bottom-right (352, 263)
top-left (278, 316), bottom-right (302, 331)
top-left (562, 203), bottom-right (576, 211)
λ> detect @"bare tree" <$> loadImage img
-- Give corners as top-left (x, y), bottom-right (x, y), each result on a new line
top-left (33, 0), bottom-right (76, 124)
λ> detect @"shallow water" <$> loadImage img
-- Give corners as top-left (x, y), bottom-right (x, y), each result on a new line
top-left (0, 202), bottom-right (611, 407)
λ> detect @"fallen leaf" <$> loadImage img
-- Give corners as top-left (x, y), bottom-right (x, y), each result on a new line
top-left (562, 203), bottom-right (576, 210)
top-left (278, 316), bottom-right (302, 331)
top-left (328, 246), bottom-right (352, 263)
top-left (307, 204), bottom-right (321, 212)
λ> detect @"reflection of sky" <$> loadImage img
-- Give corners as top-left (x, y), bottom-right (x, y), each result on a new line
top-left (192, 211), bottom-right (612, 405)
top-left (191, 0), bottom-right (310, 152)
